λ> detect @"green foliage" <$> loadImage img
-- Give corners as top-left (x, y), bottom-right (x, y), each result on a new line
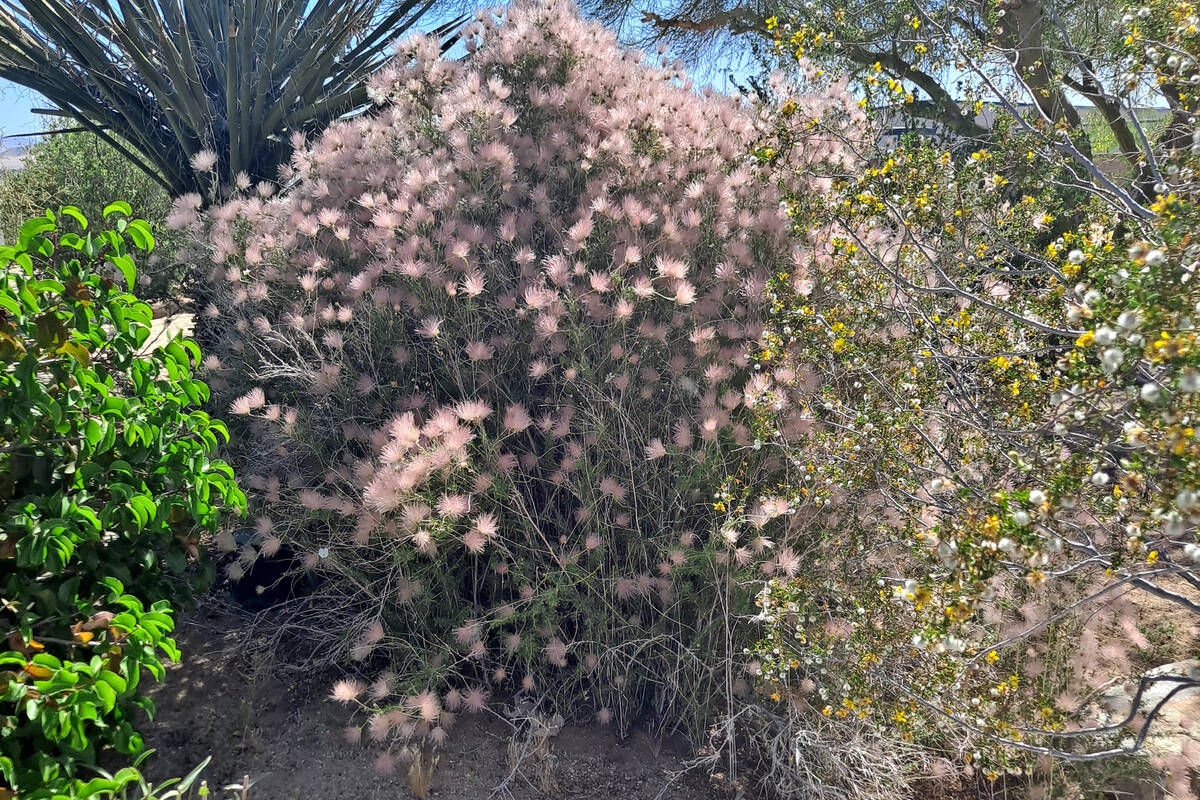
top-left (0, 131), bottom-right (180, 300)
top-left (65, 753), bottom-right (215, 800)
top-left (0, 132), bottom-right (171, 247)
top-left (0, 207), bottom-right (245, 798)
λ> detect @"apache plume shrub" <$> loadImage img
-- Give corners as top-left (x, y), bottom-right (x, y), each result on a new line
top-left (185, 0), bottom-right (862, 753)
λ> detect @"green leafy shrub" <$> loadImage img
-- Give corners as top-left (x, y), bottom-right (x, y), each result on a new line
top-left (0, 205), bottom-right (244, 798)
top-left (0, 134), bottom-right (172, 245)
top-left (0, 132), bottom-right (177, 300)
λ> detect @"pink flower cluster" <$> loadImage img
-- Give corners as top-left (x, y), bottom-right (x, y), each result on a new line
top-left (189, 0), bottom-right (861, 753)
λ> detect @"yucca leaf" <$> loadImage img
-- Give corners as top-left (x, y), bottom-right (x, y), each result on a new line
top-left (0, 0), bottom-right (459, 197)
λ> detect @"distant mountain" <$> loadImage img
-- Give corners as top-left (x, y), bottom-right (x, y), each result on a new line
top-left (0, 142), bottom-right (29, 170)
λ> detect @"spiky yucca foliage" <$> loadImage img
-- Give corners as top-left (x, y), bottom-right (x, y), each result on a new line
top-left (185, 0), bottom-right (863, 757)
top-left (0, 0), bottom-right (457, 196)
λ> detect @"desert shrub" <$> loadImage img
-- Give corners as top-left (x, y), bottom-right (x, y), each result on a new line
top-left (704, 704), bottom-right (938, 800)
top-left (182, 0), bottom-right (865, 762)
top-left (0, 132), bottom-right (179, 299)
top-left (0, 134), bottom-right (171, 242)
top-left (0, 206), bottom-right (245, 798)
top-left (744, 0), bottom-right (1200, 795)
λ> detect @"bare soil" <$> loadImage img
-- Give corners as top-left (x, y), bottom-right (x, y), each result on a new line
top-left (139, 604), bottom-right (728, 800)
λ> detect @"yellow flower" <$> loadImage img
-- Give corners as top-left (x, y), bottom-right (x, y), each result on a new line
top-left (945, 602), bottom-right (972, 623)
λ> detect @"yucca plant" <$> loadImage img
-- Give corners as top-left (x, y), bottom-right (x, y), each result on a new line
top-left (0, 0), bottom-right (459, 197)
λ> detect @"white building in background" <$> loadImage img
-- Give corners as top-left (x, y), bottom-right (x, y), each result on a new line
top-left (879, 102), bottom-right (1169, 154)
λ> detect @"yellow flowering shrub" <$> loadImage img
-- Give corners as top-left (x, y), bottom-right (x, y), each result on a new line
top-left (743, 0), bottom-right (1200, 794)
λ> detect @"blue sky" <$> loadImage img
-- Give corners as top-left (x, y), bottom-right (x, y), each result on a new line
top-left (0, 79), bottom-right (49, 141)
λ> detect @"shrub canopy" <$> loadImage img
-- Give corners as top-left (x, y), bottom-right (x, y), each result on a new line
top-left (743, 0), bottom-right (1200, 791)
top-left (189, 0), bottom-right (862, 746)
top-left (0, 206), bottom-right (244, 797)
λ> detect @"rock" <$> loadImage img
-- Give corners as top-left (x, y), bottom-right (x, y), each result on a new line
top-left (1098, 660), bottom-right (1200, 799)
top-left (137, 311), bottom-right (194, 357)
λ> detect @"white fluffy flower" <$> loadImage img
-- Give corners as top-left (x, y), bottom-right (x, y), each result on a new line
top-left (189, 149), bottom-right (218, 173)
top-left (1124, 422), bottom-right (1150, 447)
top-left (1101, 347), bottom-right (1124, 373)
top-left (1117, 310), bottom-right (1143, 330)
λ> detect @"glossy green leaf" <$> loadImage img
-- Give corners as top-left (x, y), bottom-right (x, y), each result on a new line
top-left (126, 219), bottom-right (155, 252)
top-left (102, 201), bottom-right (133, 219)
top-left (0, 209), bottom-right (243, 796)
top-left (110, 254), bottom-right (137, 289)
top-left (18, 216), bottom-right (55, 249)
top-left (59, 206), bottom-right (89, 230)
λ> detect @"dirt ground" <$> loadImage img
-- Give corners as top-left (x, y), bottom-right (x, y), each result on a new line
top-left (140, 604), bottom-right (729, 800)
